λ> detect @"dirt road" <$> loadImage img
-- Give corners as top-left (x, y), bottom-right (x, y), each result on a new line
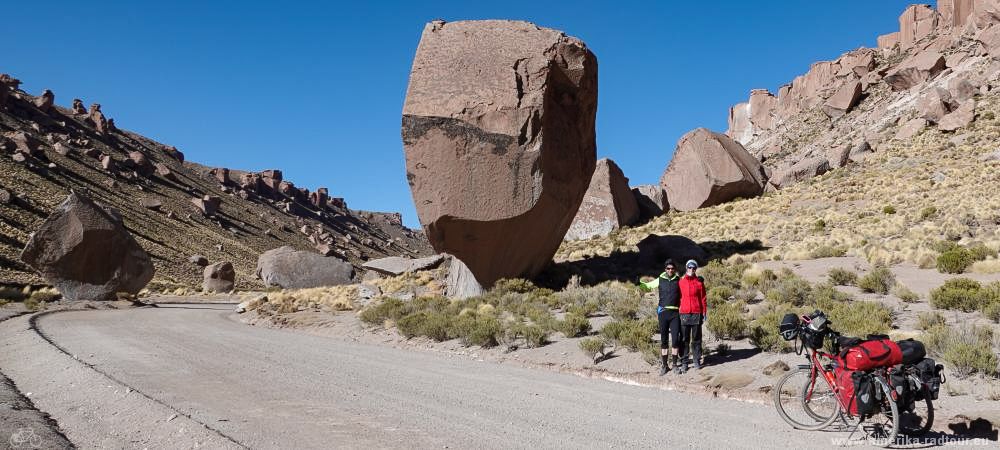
top-left (1, 304), bottom-right (832, 449)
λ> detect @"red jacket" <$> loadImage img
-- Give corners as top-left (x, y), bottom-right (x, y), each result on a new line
top-left (678, 275), bottom-right (707, 315)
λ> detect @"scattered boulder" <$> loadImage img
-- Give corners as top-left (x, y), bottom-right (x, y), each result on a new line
top-left (256, 246), bottom-right (355, 289)
top-left (140, 198), bottom-right (163, 211)
top-left (154, 162), bottom-right (176, 181)
top-left (191, 195), bottom-right (221, 216)
top-left (189, 255), bottom-right (209, 266)
top-left (163, 146), bottom-right (184, 162)
top-left (211, 167), bottom-right (230, 185)
top-left (362, 254), bottom-right (444, 276)
top-left (770, 157), bottom-right (831, 189)
top-left (762, 360), bottom-right (791, 376)
top-left (310, 188), bottom-right (328, 209)
top-left (261, 169), bottom-right (282, 192)
top-left (88, 103), bottom-right (108, 134)
top-left (660, 128), bottom-right (766, 212)
top-left (7, 131), bottom-right (41, 156)
top-left (827, 144), bottom-right (851, 168)
top-left (895, 118), bottom-right (928, 140)
top-left (565, 158), bottom-right (640, 241)
top-left (938, 99), bottom-right (976, 131)
top-left (128, 151), bottom-right (153, 175)
top-left (884, 52), bottom-right (946, 91)
top-left (632, 184), bottom-right (668, 219)
top-left (19, 192), bottom-right (154, 301)
top-left (203, 261), bottom-right (235, 293)
top-left (100, 154), bottom-right (115, 171)
top-left (848, 141), bottom-right (874, 164)
top-left (445, 255), bottom-right (484, 299)
top-left (33, 89), bottom-right (54, 112)
top-left (948, 77), bottom-right (978, 103)
top-left (71, 98), bottom-right (86, 114)
top-left (703, 372), bottom-right (755, 390)
top-left (976, 24), bottom-right (1000, 59)
top-left (401, 20), bottom-right (597, 286)
top-left (53, 142), bottom-right (72, 156)
top-left (0, 188), bottom-right (13, 205)
top-left (636, 235), bottom-right (708, 268)
top-left (916, 87), bottom-right (955, 123)
top-left (822, 80), bottom-right (862, 118)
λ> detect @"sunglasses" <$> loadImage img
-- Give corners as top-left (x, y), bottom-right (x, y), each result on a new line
top-left (665, 267), bottom-right (676, 271)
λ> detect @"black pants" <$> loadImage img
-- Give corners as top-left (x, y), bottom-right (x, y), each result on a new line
top-left (658, 310), bottom-right (682, 349)
top-left (680, 314), bottom-right (703, 357)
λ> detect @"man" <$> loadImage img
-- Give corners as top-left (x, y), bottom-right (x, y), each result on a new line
top-left (639, 259), bottom-right (682, 375)
top-left (678, 259), bottom-right (707, 373)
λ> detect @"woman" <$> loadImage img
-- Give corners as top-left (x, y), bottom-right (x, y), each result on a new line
top-left (678, 259), bottom-right (707, 373)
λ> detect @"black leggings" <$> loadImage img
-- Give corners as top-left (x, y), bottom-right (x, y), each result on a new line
top-left (658, 310), bottom-right (682, 349)
top-left (680, 315), bottom-right (703, 357)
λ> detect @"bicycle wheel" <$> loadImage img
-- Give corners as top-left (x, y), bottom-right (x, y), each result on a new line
top-left (898, 384), bottom-right (934, 436)
top-left (856, 377), bottom-right (900, 448)
top-left (773, 368), bottom-right (841, 431)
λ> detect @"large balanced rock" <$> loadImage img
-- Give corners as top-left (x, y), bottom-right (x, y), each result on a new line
top-left (401, 20), bottom-right (598, 286)
top-left (20, 192), bottom-right (154, 301)
top-left (362, 254), bottom-right (444, 276)
top-left (256, 246), bottom-right (354, 289)
top-left (203, 261), bottom-right (235, 293)
top-left (565, 158), bottom-right (639, 240)
top-left (660, 128), bottom-right (766, 212)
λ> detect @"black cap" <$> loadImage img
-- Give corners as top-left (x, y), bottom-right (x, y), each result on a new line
top-left (663, 258), bottom-right (676, 269)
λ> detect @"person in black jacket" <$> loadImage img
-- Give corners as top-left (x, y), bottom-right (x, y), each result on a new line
top-left (640, 259), bottom-right (683, 375)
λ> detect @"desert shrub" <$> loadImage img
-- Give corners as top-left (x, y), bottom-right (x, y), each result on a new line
top-left (707, 286), bottom-right (734, 308)
top-left (882, 205), bottom-right (897, 215)
top-left (27, 288), bottom-right (61, 305)
top-left (492, 278), bottom-right (543, 296)
top-left (969, 244), bottom-right (998, 262)
top-left (810, 245), bottom-right (847, 259)
top-left (813, 219), bottom-right (826, 231)
top-left (765, 274), bottom-right (812, 306)
top-left (748, 309), bottom-right (795, 353)
top-left (519, 324), bottom-right (550, 348)
top-left (556, 313), bottom-right (591, 338)
top-left (566, 301), bottom-right (600, 318)
top-left (699, 260), bottom-right (749, 291)
top-left (0, 286), bottom-right (27, 301)
top-left (937, 248), bottom-right (973, 274)
top-left (707, 301), bottom-right (748, 340)
top-left (827, 268), bottom-right (858, 286)
top-left (924, 325), bottom-right (998, 378)
top-left (821, 300), bottom-right (893, 338)
top-left (601, 318), bottom-right (656, 351)
top-left (452, 314), bottom-right (503, 347)
top-left (983, 302), bottom-right (1000, 323)
top-left (891, 285), bottom-right (920, 303)
top-left (920, 206), bottom-right (938, 220)
top-left (23, 295), bottom-right (43, 311)
top-left (742, 267), bottom-right (778, 294)
top-left (930, 278), bottom-right (983, 312)
top-left (359, 297), bottom-right (407, 325)
top-left (578, 337), bottom-right (607, 360)
top-left (917, 311), bottom-right (947, 330)
top-left (396, 311), bottom-right (452, 341)
top-left (812, 282), bottom-right (852, 305)
top-left (857, 267), bottom-right (895, 295)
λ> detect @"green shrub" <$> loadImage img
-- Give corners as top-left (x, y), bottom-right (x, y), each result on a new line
top-left (24, 295), bottom-right (43, 311)
top-left (916, 311), bottom-right (946, 330)
top-left (857, 267), bottom-right (895, 295)
top-left (822, 300), bottom-right (894, 338)
top-left (813, 219), bottom-right (826, 231)
top-left (827, 268), bottom-right (858, 286)
top-left (765, 275), bottom-right (812, 306)
top-left (968, 244), bottom-right (998, 262)
top-left (578, 337), bottom-right (607, 361)
top-left (812, 282), bottom-right (852, 305)
top-left (556, 313), bottom-right (591, 338)
top-left (519, 324), bottom-right (550, 348)
top-left (707, 286), bottom-right (734, 308)
top-left (359, 297), bottom-right (407, 325)
top-left (742, 268), bottom-right (778, 294)
top-left (566, 301), bottom-right (599, 318)
top-left (920, 206), bottom-right (938, 220)
top-left (748, 309), bottom-right (794, 353)
top-left (707, 301), bottom-right (748, 340)
top-left (882, 205), bottom-right (897, 215)
top-left (892, 285), bottom-right (920, 303)
top-left (931, 240), bottom-right (962, 254)
top-left (0, 286), bottom-right (27, 301)
top-left (937, 248), bottom-right (973, 274)
top-left (601, 318), bottom-right (656, 351)
top-left (810, 245), bottom-right (847, 259)
top-left (930, 278), bottom-right (983, 312)
top-left (453, 314), bottom-right (503, 347)
top-left (699, 261), bottom-right (749, 292)
top-left (925, 325), bottom-right (998, 378)
top-left (396, 311), bottom-right (452, 341)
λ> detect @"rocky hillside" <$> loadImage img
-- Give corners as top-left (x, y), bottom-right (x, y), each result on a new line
top-left (0, 74), bottom-right (431, 290)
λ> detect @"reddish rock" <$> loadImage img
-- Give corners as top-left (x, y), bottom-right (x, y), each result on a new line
top-left (154, 162), bottom-right (176, 181)
top-left (939, 0), bottom-right (976, 29)
top-left (938, 99), bottom-right (976, 131)
top-left (278, 181), bottom-right (296, 197)
top-left (71, 98), bottom-right (87, 114)
top-left (895, 118), bottom-right (929, 140)
top-left (189, 255), bottom-right (209, 266)
top-left (128, 151), bottom-right (153, 175)
top-left (948, 77), bottom-right (978, 102)
top-left (899, 5), bottom-right (940, 49)
top-left (203, 261), bottom-right (235, 293)
top-left (884, 51), bottom-right (946, 91)
top-left (106, 118), bottom-right (116, 132)
top-left (823, 80), bottom-right (863, 118)
top-left (836, 50), bottom-right (876, 77)
top-left (329, 197), bottom-right (346, 209)
top-left (211, 167), bottom-right (230, 185)
top-left (632, 184), bottom-right (668, 219)
top-left (240, 173), bottom-right (262, 193)
top-left (140, 197), bottom-right (163, 211)
top-left (100, 154), bottom-right (114, 171)
top-left (877, 32), bottom-right (901, 49)
top-left (19, 192), bottom-right (154, 301)
top-left (749, 89), bottom-right (778, 131)
top-left (310, 188), bottom-right (328, 209)
top-left (261, 170), bottom-right (282, 191)
top-left (256, 246), bottom-right (354, 289)
top-left (53, 142), bottom-right (72, 156)
top-left (33, 89), bottom-right (54, 112)
top-left (976, 25), bottom-right (1000, 58)
top-left (401, 20), bottom-right (597, 285)
top-left (163, 146), bottom-right (184, 162)
top-left (6, 131), bottom-right (41, 156)
top-left (916, 87), bottom-right (955, 123)
top-left (828, 144), bottom-right (852, 168)
top-left (83, 147), bottom-right (100, 159)
top-left (11, 153), bottom-right (26, 163)
top-left (660, 128), bottom-right (766, 212)
top-left (88, 103), bottom-right (108, 134)
top-left (972, 0), bottom-right (1000, 30)
top-left (191, 195), bottom-right (221, 216)
top-left (770, 157), bottom-right (831, 189)
top-left (0, 74), bottom-right (19, 105)
top-left (727, 101), bottom-right (752, 143)
top-left (315, 244), bottom-right (336, 256)
top-left (565, 158), bottom-right (639, 241)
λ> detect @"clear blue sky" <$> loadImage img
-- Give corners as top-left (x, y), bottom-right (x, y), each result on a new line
top-left (6, 0), bottom-right (917, 228)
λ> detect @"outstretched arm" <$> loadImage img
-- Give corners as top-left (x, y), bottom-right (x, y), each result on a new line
top-left (639, 276), bottom-right (660, 292)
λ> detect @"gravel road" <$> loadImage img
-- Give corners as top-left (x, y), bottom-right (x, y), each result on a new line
top-left (3, 304), bottom-right (836, 449)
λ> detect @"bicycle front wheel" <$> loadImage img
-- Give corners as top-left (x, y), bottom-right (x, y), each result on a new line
top-left (773, 367), bottom-right (841, 431)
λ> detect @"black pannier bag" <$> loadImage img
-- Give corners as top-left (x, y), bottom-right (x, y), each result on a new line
top-left (914, 358), bottom-right (944, 400)
top-left (779, 313), bottom-right (799, 341)
top-left (896, 339), bottom-right (927, 365)
top-left (801, 327), bottom-right (825, 349)
top-left (852, 371), bottom-right (878, 416)
top-left (889, 367), bottom-right (914, 409)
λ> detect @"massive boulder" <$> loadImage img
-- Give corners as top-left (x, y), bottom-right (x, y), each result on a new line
top-left (19, 193), bottom-right (154, 301)
top-left (916, 87), bottom-right (956, 123)
top-left (445, 255), bottom-right (484, 299)
top-left (632, 184), bottom-right (668, 219)
top-left (822, 80), bottom-right (862, 118)
top-left (565, 158), bottom-right (639, 241)
top-left (401, 20), bottom-right (597, 286)
top-left (884, 52), bottom-right (946, 91)
top-left (256, 246), bottom-right (354, 289)
top-left (938, 99), bottom-right (976, 131)
top-left (203, 261), bottom-right (235, 293)
top-left (660, 128), bottom-right (766, 212)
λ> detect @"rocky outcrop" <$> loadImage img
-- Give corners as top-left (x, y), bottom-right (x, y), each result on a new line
top-left (33, 89), bottom-right (54, 112)
top-left (632, 184), bottom-right (668, 219)
top-left (401, 20), bottom-right (597, 286)
top-left (899, 5), bottom-right (940, 50)
top-left (191, 195), bottom-right (220, 216)
top-left (362, 254), bottom-right (444, 276)
top-left (19, 193), bottom-right (154, 301)
top-left (660, 128), bottom-right (766, 211)
top-left (769, 157), bottom-right (831, 189)
top-left (88, 103), bottom-right (108, 134)
top-left (884, 52), bottom-right (946, 91)
top-left (916, 87), bottom-right (956, 123)
top-left (565, 158), bottom-right (639, 241)
top-left (445, 255), bottom-right (484, 299)
top-left (937, 99), bottom-right (976, 131)
top-left (203, 261), bottom-right (235, 293)
top-left (256, 246), bottom-right (354, 289)
top-left (895, 118), bottom-right (928, 140)
top-left (822, 80), bottom-right (862, 118)
top-left (71, 98), bottom-right (87, 114)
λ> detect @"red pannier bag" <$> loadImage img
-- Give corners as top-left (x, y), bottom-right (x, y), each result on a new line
top-left (834, 366), bottom-right (859, 415)
top-left (841, 338), bottom-right (902, 371)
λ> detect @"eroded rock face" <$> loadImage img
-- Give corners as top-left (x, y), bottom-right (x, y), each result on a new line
top-left (899, 4), bottom-right (940, 49)
top-left (401, 20), bottom-right (597, 286)
top-left (256, 246), bottom-right (354, 289)
top-left (19, 193), bottom-right (154, 301)
top-left (770, 157), bottom-right (831, 189)
top-left (33, 89), bottom-right (54, 112)
top-left (885, 52), bottom-right (946, 91)
top-left (632, 184), bottom-right (668, 219)
top-left (565, 158), bottom-right (639, 241)
top-left (660, 128), bottom-right (766, 212)
top-left (822, 80), bottom-right (862, 118)
top-left (203, 261), bottom-right (235, 293)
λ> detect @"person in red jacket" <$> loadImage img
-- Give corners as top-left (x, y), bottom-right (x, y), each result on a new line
top-left (678, 259), bottom-right (707, 373)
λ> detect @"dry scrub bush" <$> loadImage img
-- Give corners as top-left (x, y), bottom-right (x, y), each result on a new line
top-left (857, 267), bottom-right (896, 294)
top-left (827, 268), bottom-right (858, 286)
top-left (707, 301), bottom-right (748, 339)
top-left (923, 324), bottom-right (998, 378)
top-left (892, 285), bottom-right (921, 303)
top-left (578, 337), bottom-right (609, 361)
top-left (916, 311), bottom-right (946, 330)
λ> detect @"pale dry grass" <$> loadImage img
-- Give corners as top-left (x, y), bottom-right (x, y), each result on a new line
top-left (369, 267), bottom-right (447, 297)
top-left (264, 286), bottom-right (357, 313)
top-left (970, 259), bottom-right (1000, 274)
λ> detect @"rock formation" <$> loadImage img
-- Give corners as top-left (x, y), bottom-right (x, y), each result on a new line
top-left (33, 89), bottom-right (54, 112)
top-left (362, 254), bottom-right (444, 276)
top-left (565, 158), bottom-right (639, 240)
top-left (19, 193), bottom-right (154, 301)
top-left (203, 261), bottom-right (235, 293)
top-left (632, 184), bottom-right (668, 219)
top-left (660, 128), bottom-right (766, 211)
top-left (401, 20), bottom-right (598, 286)
top-left (71, 98), bottom-right (87, 114)
top-left (256, 246), bottom-right (354, 289)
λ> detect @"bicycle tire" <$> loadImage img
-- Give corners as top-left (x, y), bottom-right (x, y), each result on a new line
top-left (899, 384), bottom-right (934, 436)
top-left (773, 367), bottom-right (841, 431)
top-left (854, 376), bottom-right (900, 448)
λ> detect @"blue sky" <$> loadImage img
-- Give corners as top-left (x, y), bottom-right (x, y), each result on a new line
top-left (6, 0), bottom-right (916, 228)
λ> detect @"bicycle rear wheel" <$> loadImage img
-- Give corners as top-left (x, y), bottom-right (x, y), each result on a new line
top-left (855, 377), bottom-right (900, 447)
top-left (898, 384), bottom-right (934, 436)
top-left (773, 367), bottom-right (841, 431)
